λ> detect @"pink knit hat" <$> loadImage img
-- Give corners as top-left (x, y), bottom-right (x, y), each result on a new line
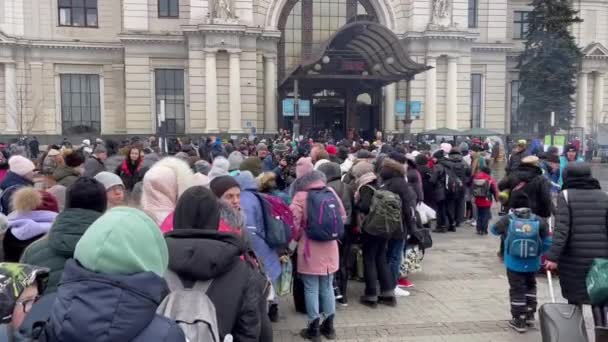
top-left (296, 157), bottom-right (313, 178)
top-left (9, 155), bottom-right (35, 177)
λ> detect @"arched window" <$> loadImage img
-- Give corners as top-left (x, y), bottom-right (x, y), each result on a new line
top-left (278, 0), bottom-right (378, 79)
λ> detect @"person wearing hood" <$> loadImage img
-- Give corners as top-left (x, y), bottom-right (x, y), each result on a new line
top-left (498, 156), bottom-right (552, 219)
top-left (317, 162), bottom-right (353, 305)
top-left (228, 151), bottom-right (245, 175)
top-left (290, 159), bottom-right (346, 341)
top-left (3, 188), bottom-right (59, 262)
top-left (53, 149), bottom-right (85, 188)
top-left (441, 148), bottom-right (471, 230)
top-left (83, 144), bottom-right (107, 178)
top-left (558, 144), bottom-right (584, 186)
top-left (429, 150), bottom-right (449, 231)
top-left (545, 164), bottom-right (608, 339)
top-left (379, 157), bottom-right (417, 295)
top-left (115, 146), bottom-right (144, 192)
top-left (208, 156), bottom-right (231, 181)
top-left (141, 157), bottom-right (195, 227)
top-left (167, 186), bottom-right (262, 342)
top-left (20, 177), bottom-right (107, 293)
top-left (416, 154), bottom-right (436, 212)
top-left (0, 156), bottom-right (36, 215)
top-left (40, 207), bottom-right (185, 342)
top-left (506, 140), bottom-right (529, 175)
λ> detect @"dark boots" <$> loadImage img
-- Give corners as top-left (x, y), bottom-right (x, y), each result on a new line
top-left (320, 315), bottom-right (336, 340)
top-left (268, 303), bottom-right (279, 323)
top-left (300, 318), bottom-right (321, 341)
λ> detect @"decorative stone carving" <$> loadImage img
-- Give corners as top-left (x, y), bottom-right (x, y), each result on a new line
top-left (429, 0), bottom-right (452, 29)
top-left (210, 0), bottom-right (239, 24)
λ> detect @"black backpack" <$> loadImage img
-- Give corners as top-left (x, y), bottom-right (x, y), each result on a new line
top-left (444, 166), bottom-right (463, 194)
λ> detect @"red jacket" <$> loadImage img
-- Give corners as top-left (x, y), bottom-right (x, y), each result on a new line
top-left (473, 171), bottom-right (498, 208)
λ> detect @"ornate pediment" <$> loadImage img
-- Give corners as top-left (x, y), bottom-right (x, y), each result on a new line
top-left (582, 42), bottom-right (608, 59)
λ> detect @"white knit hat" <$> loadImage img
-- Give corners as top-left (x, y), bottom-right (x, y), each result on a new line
top-left (8, 155), bottom-right (35, 177)
top-left (94, 172), bottom-right (125, 191)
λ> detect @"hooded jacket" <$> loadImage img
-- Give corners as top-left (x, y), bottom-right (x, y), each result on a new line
top-left (546, 164), bottom-right (608, 304)
top-left (506, 147), bottom-right (529, 174)
top-left (0, 171), bottom-right (34, 215)
top-left (441, 152), bottom-right (471, 190)
top-left (19, 208), bottom-right (102, 292)
top-left (498, 163), bottom-right (553, 218)
top-left (83, 156), bottom-right (105, 178)
top-left (3, 210), bottom-right (57, 262)
top-left (379, 159), bottom-right (417, 237)
top-left (166, 228), bottom-right (261, 341)
top-left (43, 259), bottom-right (184, 342)
top-left (416, 155), bottom-right (436, 207)
top-left (234, 172), bottom-right (281, 281)
top-left (52, 165), bottom-right (81, 188)
top-left (290, 170), bottom-right (346, 275)
top-left (141, 157), bottom-right (195, 226)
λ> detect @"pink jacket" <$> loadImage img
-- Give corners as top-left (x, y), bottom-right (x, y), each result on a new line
top-left (290, 171), bottom-right (346, 276)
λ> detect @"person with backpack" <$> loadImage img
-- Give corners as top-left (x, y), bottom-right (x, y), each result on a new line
top-left (491, 193), bottom-right (551, 333)
top-left (19, 178), bottom-right (107, 293)
top-left (545, 164), bottom-right (608, 340)
top-left (430, 150), bottom-right (448, 232)
top-left (378, 156), bottom-right (417, 296)
top-left (0, 156), bottom-right (36, 215)
top-left (472, 166), bottom-right (498, 235)
top-left (498, 156), bottom-right (553, 219)
top-left (166, 186), bottom-right (263, 342)
top-left (317, 162), bottom-right (354, 305)
top-left (40, 207), bottom-right (186, 342)
top-left (441, 148), bottom-right (470, 231)
top-left (290, 158), bottom-right (346, 342)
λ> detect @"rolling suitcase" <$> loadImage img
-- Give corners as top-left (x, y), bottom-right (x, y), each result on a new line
top-left (539, 216), bottom-right (588, 342)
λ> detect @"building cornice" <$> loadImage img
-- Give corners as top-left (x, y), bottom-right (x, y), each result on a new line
top-left (182, 24), bottom-right (267, 37)
top-left (401, 29), bottom-right (478, 42)
top-left (119, 32), bottom-right (185, 44)
top-left (472, 42), bottom-right (513, 52)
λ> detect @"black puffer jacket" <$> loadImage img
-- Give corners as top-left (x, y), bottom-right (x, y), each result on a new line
top-left (498, 163), bottom-right (553, 218)
top-left (546, 164), bottom-right (608, 305)
top-left (379, 159), bottom-right (417, 237)
top-left (506, 148), bottom-right (529, 174)
top-left (441, 152), bottom-right (471, 191)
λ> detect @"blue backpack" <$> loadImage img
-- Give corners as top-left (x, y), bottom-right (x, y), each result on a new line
top-left (305, 188), bottom-right (344, 241)
top-left (505, 213), bottom-right (541, 259)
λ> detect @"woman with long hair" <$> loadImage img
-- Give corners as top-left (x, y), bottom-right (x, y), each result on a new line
top-left (115, 146), bottom-right (143, 192)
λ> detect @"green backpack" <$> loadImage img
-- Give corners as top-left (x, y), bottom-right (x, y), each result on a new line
top-left (362, 186), bottom-right (403, 238)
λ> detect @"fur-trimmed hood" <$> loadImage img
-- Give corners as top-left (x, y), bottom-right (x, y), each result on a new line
top-left (380, 158), bottom-right (405, 180)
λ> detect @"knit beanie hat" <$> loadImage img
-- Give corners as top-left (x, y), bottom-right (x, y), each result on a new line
top-left (240, 157), bottom-right (262, 177)
top-left (510, 192), bottom-right (531, 209)
top-left (74, 207), bottom-right (168, 277)
top-left (228, 151), bottom-right (245, 171)
top-left (93, 145), bottom-right (107, 154)
top-left (94, 172), bottom-right (125, 191)
top-left (8, 156), bottom-right (35, 177)
top-left (296, 157), bottom-right (314, 178)
top-left (210, 175), bottom-right (240, 198)
top-left (256, 143), bottom-right (268, 152)
top-left (326, 144), bottom-right (338, 156)
top-left (66, 177), bottom-right (107, 213)
top-left (194, 160), bottom-right (212, 175)
top-left (440, 142), bottom-right (452, 154)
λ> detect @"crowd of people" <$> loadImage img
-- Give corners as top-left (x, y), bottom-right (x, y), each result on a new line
top-left (0, 131), bottom-right (606, 342)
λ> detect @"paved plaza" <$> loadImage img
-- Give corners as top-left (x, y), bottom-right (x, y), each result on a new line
top-left (273, 207), bottom-right (599, 341)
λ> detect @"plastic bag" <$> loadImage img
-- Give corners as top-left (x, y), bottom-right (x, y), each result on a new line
top-left (417, 202), bottom-right (436, 222)
top-left (276, 259), bottom-right (293, 297)
top-left (587, 258), bottom-right (608, 305)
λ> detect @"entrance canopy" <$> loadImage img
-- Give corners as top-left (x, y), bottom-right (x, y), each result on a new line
top-left (280, 21), bottom-right (430, 90)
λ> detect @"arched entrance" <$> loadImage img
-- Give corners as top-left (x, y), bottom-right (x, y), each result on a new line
top-left (278, 20), bottom-right (429, 139)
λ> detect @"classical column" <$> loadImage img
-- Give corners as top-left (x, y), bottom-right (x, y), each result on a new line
top-left (4, 63), bottom-right (18, 133)
top-left (228, 50), bottom-right (242, 133)
top-left (593, 72), bottom-right (604, 134)
top-left (446, 56), bottom-right (458, 129)
top-left (384, 83), bottom-right (396, 133)
top-left (424, 56), bottom-right (437, 130)
top-left (576, 72), bottom-right (588, 131)
top-left (112, 64), bottom-right (127, 132)
top-left (204, 49), bottom-right (218, 133)
top-left (264, 55), bottom-right (278, 134)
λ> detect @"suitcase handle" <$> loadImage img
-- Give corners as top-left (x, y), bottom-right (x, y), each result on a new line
top-left (546, 216), bottom-right (556, 303)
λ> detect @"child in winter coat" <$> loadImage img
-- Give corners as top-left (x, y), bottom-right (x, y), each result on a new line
top-left (491, 193), bottom-right (551, 333)
top-left (472, 166), bottom-right (498, 235)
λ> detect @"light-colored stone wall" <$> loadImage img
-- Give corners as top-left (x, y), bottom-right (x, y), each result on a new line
top-left (0, 65), bottom-right (5, 130)
top-left (148, 0), bottom-right (191, 32)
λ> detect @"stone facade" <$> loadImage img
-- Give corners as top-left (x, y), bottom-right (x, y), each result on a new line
top-left (0, 0), bottom-right (607, 137)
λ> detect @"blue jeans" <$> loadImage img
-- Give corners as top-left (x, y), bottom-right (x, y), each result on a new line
top-left (301, 274), bottom-right (336, 322)
top-left (387, 238), bottom-right (406, 285)
top-left (476, 206), bottom-right (492, 233)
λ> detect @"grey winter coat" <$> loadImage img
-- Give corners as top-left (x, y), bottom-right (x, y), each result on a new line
top-left (546, 164), bottom-right (608, 304)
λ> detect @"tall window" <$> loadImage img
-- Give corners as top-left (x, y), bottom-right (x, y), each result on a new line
top-left (60, 74), bottom-right (101, 134)
top-left (468, 0), bottom-right (478, 28)
top-left (513, 11), bottom-right (530, 39)
top-left (59, 0), bottom-right (98, 27)
top-left (510, 80), bottom-right (526, 133)
top-left (471, 74), bottom-right (482, 128)
top-left (158, 0), bottom-right (179, 18)
top-left (155, 69), bottom-right (185, 135)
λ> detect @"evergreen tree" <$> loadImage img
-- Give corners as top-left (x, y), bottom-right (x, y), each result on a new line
top-left (517, 0), bottom-right (582, 133)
